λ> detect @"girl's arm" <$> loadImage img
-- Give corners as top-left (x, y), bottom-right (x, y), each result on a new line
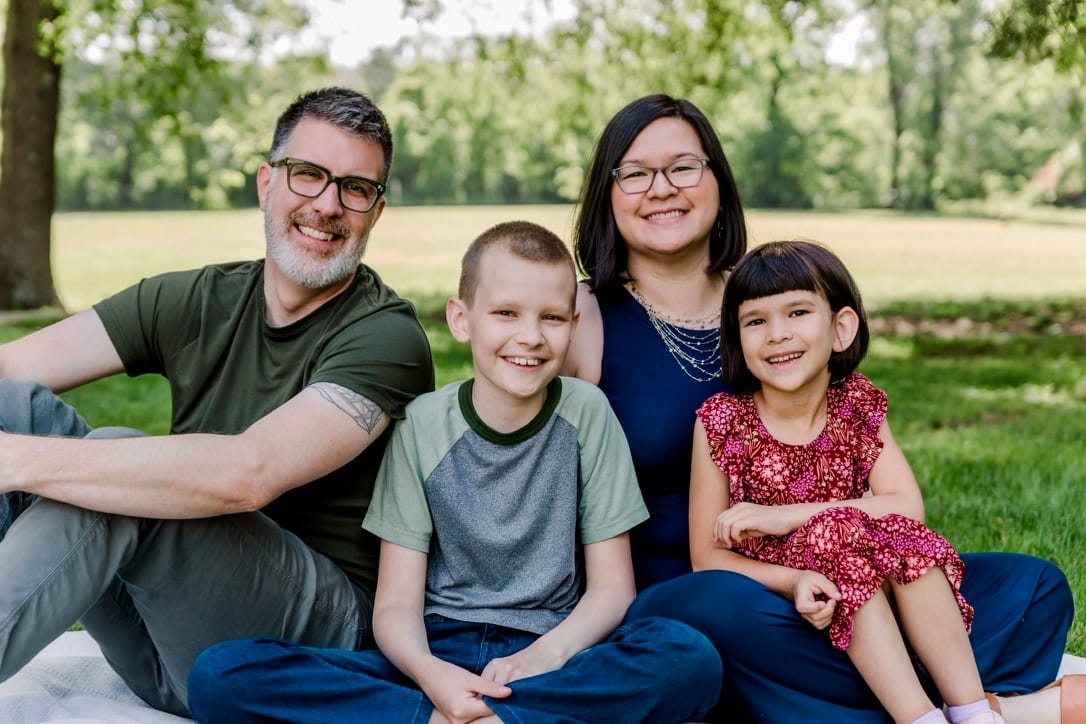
top-left (479, 533), bottom-right (635, 684)
top-left (689, 420), bottom-right (843, 624)
top-left (860, 420), bottom-right (925, 519)
top-left (373, 541), bottom-right (510, 722)
top-left (689, 419), bottom-right (807, 596)
top-left (713, 420), bottom-right (925, 546)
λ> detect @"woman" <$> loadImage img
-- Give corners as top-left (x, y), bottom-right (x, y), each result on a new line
top-left (563, 93), bottom-right (1075, 722)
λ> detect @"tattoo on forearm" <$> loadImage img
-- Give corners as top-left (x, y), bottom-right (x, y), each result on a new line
top-left (311, 383), bottom-right (384, 433)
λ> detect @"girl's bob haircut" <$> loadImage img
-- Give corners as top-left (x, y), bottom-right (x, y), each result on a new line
top-left (721, 240), bottom-right (869, 392)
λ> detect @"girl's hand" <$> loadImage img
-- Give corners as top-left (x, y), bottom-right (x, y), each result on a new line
top-left (417, 657), bottom-right (511, 724)
top-left (714, 502), bottom-right (801, 547)
top-left (792, 570), bottom-right (841, 630)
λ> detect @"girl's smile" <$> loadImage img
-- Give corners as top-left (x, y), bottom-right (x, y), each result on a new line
top-left (738, 289), bottom-right (854, 397)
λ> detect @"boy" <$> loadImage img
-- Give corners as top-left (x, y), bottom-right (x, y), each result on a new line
top-left (187, 221), bottom-right (721, 723)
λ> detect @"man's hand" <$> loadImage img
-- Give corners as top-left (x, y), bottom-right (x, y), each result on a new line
top-left (714, 502), bottom-right (803, 547)
top-left (792, 570), bottom-right (841, 630)
top-left (417, 657), bottom-right (511, 724)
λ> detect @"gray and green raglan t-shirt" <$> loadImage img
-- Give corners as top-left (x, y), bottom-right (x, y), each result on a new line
top-left (93, 260), bottom-right (434, 598)
top-left (363, 376), bottom-right (648, 635)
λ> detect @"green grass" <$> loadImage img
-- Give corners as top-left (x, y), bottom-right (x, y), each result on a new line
top-left (8, 207), bottom-right (1086, 656)
top-left (51, 206), bottom-right (1086, 311)
top-left (860, 318), bottom-right (1086, 656)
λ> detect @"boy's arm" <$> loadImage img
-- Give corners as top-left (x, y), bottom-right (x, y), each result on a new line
top-left (374, 541), bottom-right (510, 722)
top-left (479, 533), bottom-right (635, 685)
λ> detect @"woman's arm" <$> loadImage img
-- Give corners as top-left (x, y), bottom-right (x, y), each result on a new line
top-left (562, 283), bottom-right (603, 383)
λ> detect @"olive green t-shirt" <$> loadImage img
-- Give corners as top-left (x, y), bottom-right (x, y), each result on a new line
top-left (94, 260), bottom-right (434, 597)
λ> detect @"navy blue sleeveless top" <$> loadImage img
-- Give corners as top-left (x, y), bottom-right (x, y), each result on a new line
top-left (596, 287), bottom-right (728, 589)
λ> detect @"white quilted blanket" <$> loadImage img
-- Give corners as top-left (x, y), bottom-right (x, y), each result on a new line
top-left (1, 631), bottom-right (1084, 723)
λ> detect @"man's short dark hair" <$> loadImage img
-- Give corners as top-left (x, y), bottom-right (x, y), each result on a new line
top-left (269, 87), bottom-right (393, 182)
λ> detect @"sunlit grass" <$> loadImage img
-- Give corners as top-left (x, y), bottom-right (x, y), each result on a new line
top-left (52, 206), bottom-right (1086, 311)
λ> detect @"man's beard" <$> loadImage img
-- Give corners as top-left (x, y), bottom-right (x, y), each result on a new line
top-left (264, 208), bottom-right (366, 289)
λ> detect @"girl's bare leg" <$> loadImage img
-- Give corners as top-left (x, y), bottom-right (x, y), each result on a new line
top-left (892, 569), bottom-right (985, 707)
top-left (847, 588), bottom-right (937, 723)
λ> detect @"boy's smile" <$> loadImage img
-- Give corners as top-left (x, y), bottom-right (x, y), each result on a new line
top-left (447, 248), bottom-right (578, 432)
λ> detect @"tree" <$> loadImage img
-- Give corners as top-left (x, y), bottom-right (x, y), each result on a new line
top-left (988, 0), bottom-right (1086, 73)
top-left (0, 0), bottom-right (63, 309)
top-left (987, 0), bottom-right (1085, 201)
top-left (0, 0), bottom-right (310, 311)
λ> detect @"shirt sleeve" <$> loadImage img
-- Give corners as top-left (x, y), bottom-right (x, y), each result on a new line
top-left (362, 406), bottom-right (435, 553)
top-left (567, 379), bottom-right (650, 544)
top-left (308, 303), bottom-right (434, 421)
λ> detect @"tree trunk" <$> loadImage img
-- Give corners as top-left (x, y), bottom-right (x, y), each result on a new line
top-left (918, 57), bottom-right (944, 211)
top-left (0, 0), bottom-right (62, 310)
top-left (882, 5), bottom-right (904, 209)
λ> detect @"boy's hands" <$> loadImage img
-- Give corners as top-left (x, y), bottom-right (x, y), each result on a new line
top-left (417, 657), bottom-right (511, 724)
top-left (480, 641), bottom-right (565, 685)
top-left (792, 570), bottom-right (841, 630)
top-left (714, 502), bottom-right (803, 547)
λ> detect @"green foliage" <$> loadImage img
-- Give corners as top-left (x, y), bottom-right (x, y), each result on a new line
top-left (988, 0), bottom-right (1086, 74)
top-left (50, 0), bottom-right (337, 211)
top-left (32, 0), bottom-right (1086, 212)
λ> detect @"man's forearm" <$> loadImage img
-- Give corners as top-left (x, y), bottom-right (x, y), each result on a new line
top-left (0, 384), bottom-right (388, 519)
top-left (0, 430), bottom-right (274, 518)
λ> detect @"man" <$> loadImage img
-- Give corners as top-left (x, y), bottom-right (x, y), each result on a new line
top-left (0, 87), bottom-right (433, 717)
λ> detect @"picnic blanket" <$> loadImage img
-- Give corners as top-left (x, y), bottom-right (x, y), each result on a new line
top-left (1, 631), bottom-right (1085, 723)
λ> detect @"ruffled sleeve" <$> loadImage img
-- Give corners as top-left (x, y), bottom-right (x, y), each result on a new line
top-left (696, 393), bottom-right (731, 456)
top-left (696, 392), bottom-right (753, 500)
top-left (836, 373), bottom-right (888, 487)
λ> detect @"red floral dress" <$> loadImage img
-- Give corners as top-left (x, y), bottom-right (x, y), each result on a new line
top-left (696, 373), bottom-right (973, 650)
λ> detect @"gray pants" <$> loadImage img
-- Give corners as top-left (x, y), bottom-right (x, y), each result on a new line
top-left (0, 379), bottom-right (369, 717)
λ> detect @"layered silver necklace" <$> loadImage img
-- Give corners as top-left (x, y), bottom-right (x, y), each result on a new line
top-left (627, 282), bottom-right (721, 383)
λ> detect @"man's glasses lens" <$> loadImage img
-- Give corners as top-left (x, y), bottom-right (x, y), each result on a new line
top-left (273, 159), bottom-right (384, 212)
top-left (612, 158), bottom-right (708, 194)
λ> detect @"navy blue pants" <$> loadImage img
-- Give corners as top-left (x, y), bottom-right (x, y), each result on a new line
top-left (624, 553), bottom-right (1073, 723)
top-left (188, 614), bottom-right (722, 723)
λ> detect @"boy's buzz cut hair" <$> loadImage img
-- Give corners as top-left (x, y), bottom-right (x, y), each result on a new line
top-left (458, 221), bottom-right (577, 306)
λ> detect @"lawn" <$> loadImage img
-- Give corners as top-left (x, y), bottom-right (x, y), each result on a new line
top-left (9, 206), bottom-right (1086, 655)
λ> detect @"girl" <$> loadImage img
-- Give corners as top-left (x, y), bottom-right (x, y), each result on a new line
top-left (691, 240), bottom-right (997, 724)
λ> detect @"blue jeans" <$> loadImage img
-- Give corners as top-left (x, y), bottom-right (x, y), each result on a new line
top-left (188, 614), bottom-right (722, 723)
top-left (0, 379), bottom-right (367, 716)
top-left (625, 555), bottom-right (1073, 723)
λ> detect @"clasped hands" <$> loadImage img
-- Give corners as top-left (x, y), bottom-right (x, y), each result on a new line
top-left (419, 644), bottom-right (563, 724)
top-left (714, 502), bottom-right (841, 631)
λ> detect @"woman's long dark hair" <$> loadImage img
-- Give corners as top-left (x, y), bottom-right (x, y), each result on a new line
top-left (573, 94), bottom-right (747, 294)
